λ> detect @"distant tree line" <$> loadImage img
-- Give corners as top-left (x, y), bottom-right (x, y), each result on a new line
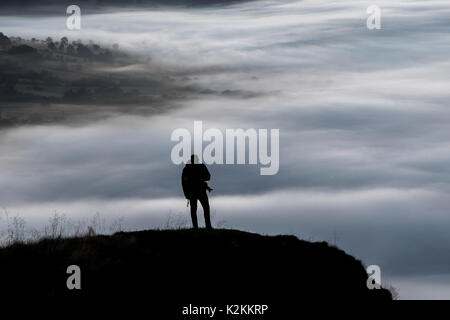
top-left (0, 32), bottom-right (118, 62)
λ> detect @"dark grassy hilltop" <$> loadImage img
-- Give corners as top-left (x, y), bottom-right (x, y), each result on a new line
top-left (0, 228), bottom-right (392, 304)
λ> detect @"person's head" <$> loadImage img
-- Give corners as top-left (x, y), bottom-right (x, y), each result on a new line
top-left (190, 154), bottom-right (199, 164)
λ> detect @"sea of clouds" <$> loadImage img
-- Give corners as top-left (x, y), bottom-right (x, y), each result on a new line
top-left (1, 0), bottom-right (450, 298)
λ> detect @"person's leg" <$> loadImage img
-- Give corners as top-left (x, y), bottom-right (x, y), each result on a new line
top-left (199, 193), bottom-right (212, 229)
top-left (190, 198), bottom-right (198, 229)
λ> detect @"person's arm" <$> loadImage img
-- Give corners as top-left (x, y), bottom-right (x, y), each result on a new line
top-left (202, 164), bottom-right (211, 181)
top-left (181, 167), bottom-right (190, 198)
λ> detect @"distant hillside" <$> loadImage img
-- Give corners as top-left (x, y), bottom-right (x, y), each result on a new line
top-left (0, 32), bottom-right (259, 127)
top-left (0, 228), bottom-right (391, 308)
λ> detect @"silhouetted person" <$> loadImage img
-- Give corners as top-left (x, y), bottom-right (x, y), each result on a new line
top-left (182, 154), bottom-right (212, 229)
